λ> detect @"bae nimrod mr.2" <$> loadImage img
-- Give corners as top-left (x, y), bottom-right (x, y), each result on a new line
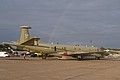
top-left (4, 26), bottom-right (109, 60)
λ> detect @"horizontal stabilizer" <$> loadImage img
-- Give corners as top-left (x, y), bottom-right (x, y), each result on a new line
top-left (20, 38), bottom-right (40, 46)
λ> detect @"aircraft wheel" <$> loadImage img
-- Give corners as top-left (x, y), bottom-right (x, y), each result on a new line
top-left (42, 54), bottom-right (47, 59)
top-left (77, 56), bottom-right (83, 60)
top-left (95, 57), bottom-right (100, 60)
top-left (42, 56), bottom-right (46, 59)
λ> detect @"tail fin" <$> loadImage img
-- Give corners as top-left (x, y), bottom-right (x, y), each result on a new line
top-left (5, 26), bottom-right (45, 50)
top-left (18, 26), bottom-right (31, 44)
top-left (18, 26), bottom-right (45, 45)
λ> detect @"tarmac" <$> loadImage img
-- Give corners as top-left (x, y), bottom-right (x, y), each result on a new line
top-left (0, 57), bottom-right (120, 80)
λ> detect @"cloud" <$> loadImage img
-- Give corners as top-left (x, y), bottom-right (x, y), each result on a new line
top-left (0, 0), bottom-right (120, 48)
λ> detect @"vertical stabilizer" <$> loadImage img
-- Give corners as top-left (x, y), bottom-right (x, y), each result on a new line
top-left (19, 26), bottom-right (31, 44)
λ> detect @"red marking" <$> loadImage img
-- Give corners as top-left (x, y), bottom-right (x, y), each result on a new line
top-left (63, 52), bottom-right (68, 56)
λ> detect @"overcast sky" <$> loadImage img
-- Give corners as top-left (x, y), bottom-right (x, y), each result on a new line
top-left (0, 0), bottom-right (120, 48)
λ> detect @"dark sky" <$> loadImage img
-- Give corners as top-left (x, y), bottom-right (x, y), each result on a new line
top-left (0, 0), bottom-right (120, 48)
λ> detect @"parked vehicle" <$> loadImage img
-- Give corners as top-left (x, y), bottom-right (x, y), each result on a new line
top-left (0, 52), bottom-right (10, 57)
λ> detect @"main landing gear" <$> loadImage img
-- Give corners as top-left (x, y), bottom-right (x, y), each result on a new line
top-left (42, 54), bottom-right (48, 59)
top-left (77, 55), bottom-right (84, 60)
top-left (95, 56), bottom-right (100, 60)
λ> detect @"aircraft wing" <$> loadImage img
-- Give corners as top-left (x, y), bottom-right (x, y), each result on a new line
top-left (63, 51), bottom-right (107, 55)
top-left (55, 47), bottom-right (109, 58)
